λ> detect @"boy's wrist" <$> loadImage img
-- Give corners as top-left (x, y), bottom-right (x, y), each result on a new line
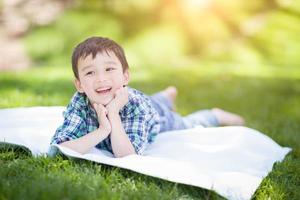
top-left (106, 101), bottom-right (126, 116)
top-left (107, 112), bottom-right (122, 127)
top-left (107, 110), bottom-right (120, 118)
top-left (96, 127), bottom-right (110, 139)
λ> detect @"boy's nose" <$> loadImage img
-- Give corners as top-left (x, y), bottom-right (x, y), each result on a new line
top-left (96, 73), bottom-right (108, 82)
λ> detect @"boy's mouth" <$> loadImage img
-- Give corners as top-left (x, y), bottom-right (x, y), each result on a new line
top-left (95, 87), bottom-right (112, 95)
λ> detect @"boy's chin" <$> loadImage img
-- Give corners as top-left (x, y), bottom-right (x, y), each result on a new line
top-left (93, 97), bottom-right (113, 106)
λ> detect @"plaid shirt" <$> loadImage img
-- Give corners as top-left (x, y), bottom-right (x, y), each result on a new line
top-left (50, 87), bottom-right (160, 155)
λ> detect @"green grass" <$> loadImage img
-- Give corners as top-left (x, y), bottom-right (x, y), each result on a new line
top-left (0, 64), bottom-right (299, 199)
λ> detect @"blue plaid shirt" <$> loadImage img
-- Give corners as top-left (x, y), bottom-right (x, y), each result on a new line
top-left (50, 87), bottom-right (160, 155)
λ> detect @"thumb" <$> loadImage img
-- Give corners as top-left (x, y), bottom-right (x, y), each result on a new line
top-left (98, 105), bottom-right (111, 129)
top-left (94, 103), bottom-right (107, 119)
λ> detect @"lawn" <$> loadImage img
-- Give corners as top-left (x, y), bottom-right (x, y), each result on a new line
top-left (0, 64), bottom-right (299, 200)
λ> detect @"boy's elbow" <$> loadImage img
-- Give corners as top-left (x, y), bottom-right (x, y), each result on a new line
top-left (60, 141), bottom-right (88, 155)
top-left (114, 151), bottom-right (136, 158)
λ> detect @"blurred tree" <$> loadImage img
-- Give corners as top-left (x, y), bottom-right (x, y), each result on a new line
top-left (0, 0), bottom-right (72, 70)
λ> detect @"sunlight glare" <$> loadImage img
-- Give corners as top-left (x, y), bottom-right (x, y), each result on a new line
top-left (184, 0), bottom-right (210, 9)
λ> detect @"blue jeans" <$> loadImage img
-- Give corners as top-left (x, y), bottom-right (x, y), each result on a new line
top-left (149, 92), bottom-right (219, 133)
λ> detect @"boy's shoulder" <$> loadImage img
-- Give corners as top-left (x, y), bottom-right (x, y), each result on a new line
top-left (69, 92), bottom-right (89, 110)
top-left (122, 87), bottom-right (156, 116)
top-left (63, 92), bottom-right (90, 118)
top-left (127, 87), bottom-right (149, 102)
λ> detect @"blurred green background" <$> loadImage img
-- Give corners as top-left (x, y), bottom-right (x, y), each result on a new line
top-left (22, 0), bottom-right (300, 77)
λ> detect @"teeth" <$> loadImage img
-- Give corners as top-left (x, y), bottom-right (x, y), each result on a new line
top-left (96, 87), bottom-right (111, 92)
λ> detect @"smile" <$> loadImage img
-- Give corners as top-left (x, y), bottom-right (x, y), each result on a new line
top-left (95, 87), bottom-right (112, 94)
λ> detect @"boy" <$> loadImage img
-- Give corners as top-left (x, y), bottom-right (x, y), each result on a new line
top-left (49, 37), bottom-right (244, 158)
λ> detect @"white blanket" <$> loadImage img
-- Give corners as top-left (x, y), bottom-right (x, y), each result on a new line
top-left (0, 106), bottom-right (291, 200)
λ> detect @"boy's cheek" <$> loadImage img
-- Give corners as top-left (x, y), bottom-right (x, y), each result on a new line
top-left (113, 87), bottom-right (122, 94)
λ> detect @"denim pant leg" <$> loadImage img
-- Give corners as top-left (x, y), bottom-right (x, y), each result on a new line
top-left (150, 92), bottom-right (173, 110)
top-left (182, 109), bottom-right (219, 128)
top-left (149, 92), bottom-right (186, 132)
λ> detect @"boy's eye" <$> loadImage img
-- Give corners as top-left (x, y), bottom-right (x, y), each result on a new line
top-left (86, 71), bottom-right (95, 76)
top-left (106, 67), bottom-right (115, 72)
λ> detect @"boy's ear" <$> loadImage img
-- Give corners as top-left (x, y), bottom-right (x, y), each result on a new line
top-left (123, 69), bottom-right (130, 85)
top-left (74, 78), bottom-right (84, 93)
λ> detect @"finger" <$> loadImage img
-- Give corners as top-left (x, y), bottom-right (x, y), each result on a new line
top-left (94, 103), bottom-right (106, 117)
top-left (93, 103), bottom-right (97, 110)
top-left (97, 106), bottom-right (110, 126)
top-left (93, 103), bottom-right (100, 117)
top-left (98, 104), bottom-right (107, 115)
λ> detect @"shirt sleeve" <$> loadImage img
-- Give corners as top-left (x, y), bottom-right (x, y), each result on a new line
top-left (51, 107), bottom-right (87, 145)
top-left (122, 104), bottom-right (160, 155)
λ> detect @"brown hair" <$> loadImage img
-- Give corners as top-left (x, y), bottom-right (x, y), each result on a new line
top-left (71, 37), bottom-right (129, 79)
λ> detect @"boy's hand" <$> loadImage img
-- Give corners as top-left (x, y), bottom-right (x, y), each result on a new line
top-left (93, 103), bottom-right (111, 137)
top-left (106, 86), bottom-right (129, 115)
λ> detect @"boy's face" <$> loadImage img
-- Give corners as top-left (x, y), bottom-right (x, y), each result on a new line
top-left (74, 51), bottom-right (129, 106)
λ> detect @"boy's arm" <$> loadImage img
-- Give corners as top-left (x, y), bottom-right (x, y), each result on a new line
top-left (60, 128), bottom-right (108, 154)
top-left (108, 111), bottom-right (136, 157)
top-left (104, 87), bottom-right (160, 157)
top-left (60, 103), bottom-right (111, 154)
top-left (104, 87), bottom-right (136, 157)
